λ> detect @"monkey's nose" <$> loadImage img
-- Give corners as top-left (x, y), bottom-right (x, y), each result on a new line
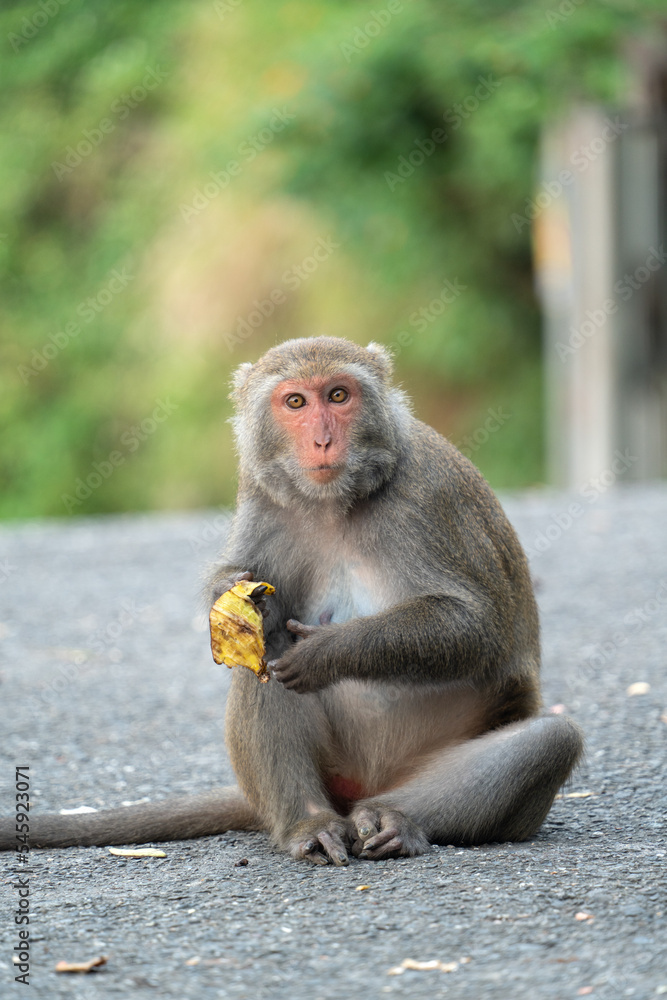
top-left (314, 434), bottom-right (332, 450)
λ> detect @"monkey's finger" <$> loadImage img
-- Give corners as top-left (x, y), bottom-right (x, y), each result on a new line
top-left (317, 830), bottom-right (349, 867)
top-left (268, 662), bottom-right (293, 686)
top-left (359, 836), bottom-right (403, 860)
top-left (279, 677), bottom-right (312, 693)
top-left (267, 660), bottom-right (290, 681)
top-left (268, 661), bottom-right (310, 691)
top-left (295, 840), bottom-right (329, 865)
top-left (212, 571), bottom-right (253, 602)
top-left (359, 826), bottom-right (399, 852)
top-left (286, 619), bottom-right (318, 638)
top-left (304, 851), bottom-right (329, 866)
top-left (353, 808), bottom-right (380, 842)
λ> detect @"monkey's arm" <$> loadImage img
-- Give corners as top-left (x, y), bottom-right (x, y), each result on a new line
top-left (269, 590), bottom-right (511, 693)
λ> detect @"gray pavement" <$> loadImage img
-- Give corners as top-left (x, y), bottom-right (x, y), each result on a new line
top-left (1, 484), bottom-right (666, 999)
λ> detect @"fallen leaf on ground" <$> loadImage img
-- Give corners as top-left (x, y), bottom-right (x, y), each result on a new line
top-left (574, 912), bottom-right (594, 921)
top-left (185, 957), bottom-right (200, 966)
top-left (108, 847), bottom-right (166, 858)
top-left (577, 988), bottom-right (594, 996)
top-left (55, 956), bottom-right (107, 974)
top-left (555, 791), bottom-right (595, 799)
top-left (209, 581), bottom-right (275, 681)
top-left (356, 885), bottom-right (371, 891)
top-left (403, 960), bottom-right (442, 970)
top-left (626, 681), bottom-right (650, 696)
top-left (387, 958), bottom-right (459, 975)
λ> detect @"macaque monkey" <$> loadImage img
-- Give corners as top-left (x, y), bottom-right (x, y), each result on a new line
top-left (0, 337), bottom-right (582, 864)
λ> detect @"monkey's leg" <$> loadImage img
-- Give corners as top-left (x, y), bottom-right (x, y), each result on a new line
top-left (350, 714), bottom-right (583, 858)
top-left (225, 672), bottom-right (350, 866)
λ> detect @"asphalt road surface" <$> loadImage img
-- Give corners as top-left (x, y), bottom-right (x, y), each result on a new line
top-left (1, 484), bottom-right (666, 1000)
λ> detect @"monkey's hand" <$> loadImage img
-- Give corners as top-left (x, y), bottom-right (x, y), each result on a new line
top-left (349, 804), bottom-right (430, 860)
top-left (280, 813), bottom-right (351, 867)
top-left (211, 571), bottom-right (269, 618)
top-left (268, 618), bottom-right (333, 692)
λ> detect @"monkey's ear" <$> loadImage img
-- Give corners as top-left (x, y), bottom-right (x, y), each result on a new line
top-left (230, 362), bottom-right (254, 398)
top-left (365, 342), bottom-right (394, 382)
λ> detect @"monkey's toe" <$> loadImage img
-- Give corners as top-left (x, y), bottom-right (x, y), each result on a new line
top-left (350, 806), bottom-right (430, 860)
top-left (285, 815), bottom-right (351, 866)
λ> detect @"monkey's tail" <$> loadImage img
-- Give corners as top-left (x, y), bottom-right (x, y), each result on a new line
top-left (0, 786), bottom-right (262, 850)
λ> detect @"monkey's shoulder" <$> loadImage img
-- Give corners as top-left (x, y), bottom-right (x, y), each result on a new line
top-left (384, 419), bottom-right (528, 577)
top-left (391, 419), bottom-right (501, 515)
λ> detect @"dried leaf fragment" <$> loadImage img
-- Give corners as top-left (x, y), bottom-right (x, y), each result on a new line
top-left (356, 885), bottom-right (371, 891)
top-left (574, 911), bottom-right (594, 922)
top-left (210, 581), bottom-right (275, 681)
top-left (626, 681), bottom-right (650, 696)
top-left (55, 956), bottom-right (107, 974)
top-left (387, 958), bottom-right (459, 975)
top-left (108, 847), bottom-right (166, 858)
top-left (403, 959), bottom-right (445, 971)
top-left (555, 791), bottom-right (595, 799)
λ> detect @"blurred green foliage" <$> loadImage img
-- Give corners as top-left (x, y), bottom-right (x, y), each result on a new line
top-left (0, 0), bottom-right (662, 517)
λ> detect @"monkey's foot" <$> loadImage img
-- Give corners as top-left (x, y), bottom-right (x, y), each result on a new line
top-left (349, 805), bottom-right (430, 860)
top-left (282, 814), bottom-right (350, 867)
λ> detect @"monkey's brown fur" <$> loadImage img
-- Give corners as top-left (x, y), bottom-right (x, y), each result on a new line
top-left (0, 337), bottom-right (582, 862)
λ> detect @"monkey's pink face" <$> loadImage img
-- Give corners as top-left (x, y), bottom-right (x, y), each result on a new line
top-left (270, 375), bottom-right (361, 483)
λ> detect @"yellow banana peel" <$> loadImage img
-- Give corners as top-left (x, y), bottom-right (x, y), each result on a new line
top-left (209, 580), bottom-right (275, 682)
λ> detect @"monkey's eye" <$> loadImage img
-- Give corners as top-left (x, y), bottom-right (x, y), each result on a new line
top-left (329, 387), bottom-right (349, 404)
top-left (286, 394), bottom-right (306, 409)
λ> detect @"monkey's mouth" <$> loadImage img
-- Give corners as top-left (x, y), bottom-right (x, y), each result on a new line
top-left (304, 464), bottom-right (342, 482)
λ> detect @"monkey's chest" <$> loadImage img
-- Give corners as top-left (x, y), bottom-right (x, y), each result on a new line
top-left (302, 558), bottom-right (389, 626)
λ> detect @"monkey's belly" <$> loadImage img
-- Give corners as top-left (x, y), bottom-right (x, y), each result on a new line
top-left (321, 680), bottom-right (489, 797)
